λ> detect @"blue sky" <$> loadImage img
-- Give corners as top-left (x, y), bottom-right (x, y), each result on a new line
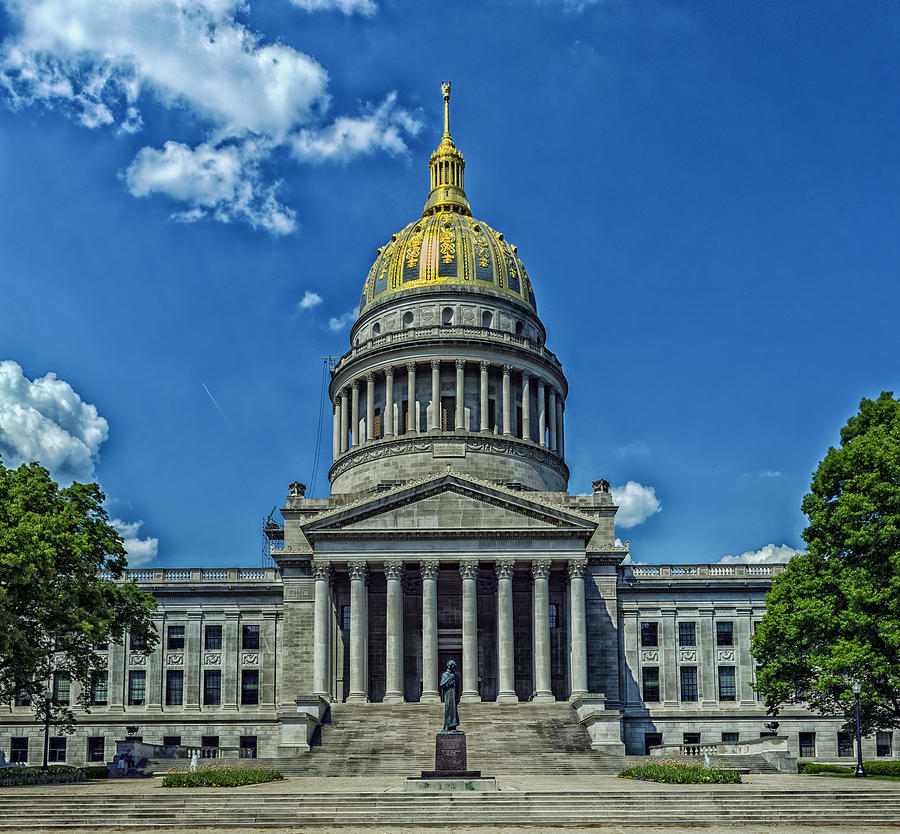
top-left (0, 0), bottom-right (897, 567)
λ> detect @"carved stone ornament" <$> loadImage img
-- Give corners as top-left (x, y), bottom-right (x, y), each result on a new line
top-left (480, 360), bottom-right (490, 372)
top-left (567, 560), bottom-right (586, 579)
top-left (640, 650), bottom-right (660, 663)
top-left (288, 481), bottom-right (306, 497)
top-left (459, 560), bottom-right (480, 581)
top-left (166, 654), bottom-right (184, 666)
top-left (494, 560), bottom-right (516, 580)
top-left (384, 562), bottom-right (406, 581)
top-left (679, 649), bottom-right (698, 663)
top-left (430, 359), bottom-right (440, 371)
top-left (204, 653), bottom-right (221, 666)
top-left (420, 560), bottom-right (440, 580)
top-left (347, 561), bottom-right (368, 581)
top-left (455, 358), bottom-right (466, 371)
top-left (311, 560), bottom-right (332, 581)
top-left (717, 649), bottom-right (736, 663)
top-left (129, 654), bottom-right (146, 666)
top-left (406, 361), bottom-right (416, 373)
top-left (531, 559), bottom-right (551, 580)
top-left (592, 478), bottom-right (610, 494)
top-left (385, 366), bottom-right (394, 379)
top-left (242, 653), bottom-right (259, 666)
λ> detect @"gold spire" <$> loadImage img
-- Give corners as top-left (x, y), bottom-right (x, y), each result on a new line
top-left (423, 81), bottom-right (471, 217)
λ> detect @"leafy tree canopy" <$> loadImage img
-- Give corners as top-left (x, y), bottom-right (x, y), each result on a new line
top-left (0, 457), bottom-right (157, 728)
top-left (752, 392), bottom-right (900, 734)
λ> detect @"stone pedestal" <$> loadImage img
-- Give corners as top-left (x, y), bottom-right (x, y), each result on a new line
top-left (406, 731), bottom-right (497, 791)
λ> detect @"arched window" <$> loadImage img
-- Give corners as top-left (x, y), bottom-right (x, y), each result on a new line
top-left (402, 311), bottom-right (414, 329)
top-left (372, 323), bottom-right (381, 336)
top-left (482, 310), bottom-right (493, 329)
top-left (515, 321), bottom-right (524, 338)
top-left (441, 308), bottom-right (454, 326)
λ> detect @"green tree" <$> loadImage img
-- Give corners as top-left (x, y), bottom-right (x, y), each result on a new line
top-left (0, 458), bottom-right (158, 728)
top-left (752, 392), bottom-right (900, 734)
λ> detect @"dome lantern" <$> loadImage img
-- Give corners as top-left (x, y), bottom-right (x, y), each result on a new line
top-left (423, 82), bottom-right (471, 217)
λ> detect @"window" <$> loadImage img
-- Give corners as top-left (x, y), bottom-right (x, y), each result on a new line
top-left (373, 408), bottom-right (382, 439)
top-left (241, 670), bottom-right (259, 706)
top-left (640, 622), bottom-right (658, 647)
top-left (441, 307), bottom-right (453, 325)
top-left (87, 737), bottom-right (105, 762)
top-left (549, 603), bottom-right (559, 630)
top-left (204, 625), bottom-right (222, 651)
top-left (167, 625), bottom-right (185, 650)
top-left (242, 624), bottom-right (260, 650)
top-left (402, 311), bottom-right (414, 329)
top-left (128, 670), bottom-right (146, 706)
top-left (722, 732), bottom-right (739, 744)
top-left (52, 672), bottom-right (70, 705)
top-left (799, 732), bottom-right (816, 758)
top-left (644, 733), bottom-right (662, 755)
top-left (239, 735), bottom-right (258, 759)
top-left (683, 732), bottom-right (700, 745)
top-left (401, 399), bottom-right (410, 434)
top-left (718, 666), bottom-right (736, 701)
top-left (48, 737), bottom-right (66, 763)
top-left (642, 667), bottom-right (660, 702)
top-left (487, 399), bottom-right (496, 433)
top-left (163, 736), bottom-right (181, 748)
top-left (91, 671), bottom-right (108, 706)
top-left (10, 737), bottom-right (27, 763)
top-left (680, 666), bottom-right (698, 702)
top-left (716, 621), bottom-right (733, 646)
top-left (130, 633), bottom-right (147, 651)
top-left (203, 670), bottom-right (222, 706)
top-left (165, 670), bottom-right (184, 706)
top-left (482, 310), bottom-right (493, 328)
top-left (877, 731), bottom-right (893, 757)
top-left (201, 735), bottom-right (219, 750)
top-left (837, 732), bottom-right (853, 757)
top-left (678, 622), bottom-right (696, 647)
top-left (341, 605), bottom-right (351, 631)
top-left (14, 693), bottom-right (30, 707)
top-left (441, 397), bottom-right (456, 431)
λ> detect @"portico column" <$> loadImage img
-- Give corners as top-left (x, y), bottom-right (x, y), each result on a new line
top-left (420, 561), bottom-right (440, 703)
top-left (521, 372), bottom-right (531, 441)
top-left (548, 387), bottom-right (558, 452)
top-left (346, 561), bottom-right (369, 703)
top-left (366, 373), bottom-right (375, 441)
top-left (340, 389), bottom-right (349, 453)
top-left (502, 365), bottom-right (512, 436)
top-left (384, 367), bottom-right (394, 437)
top-left (406, 362), bottom-right (416, 434)
top-left (479, 361), bottom-right (489, 432)
top-left (532, 560), bottom-right (554, 702)
top-left (430, 360), bottom-right (440, 432)
top-left (459, 560), bottom-right (480, 702)
top-left (312, 560), bottom-right (332, 700)
top-left (383, 562), bottom-right (405, 703)
top-left (455, 359), bottom-right (465, 431)
top-left (567, 560), bottom-right (588, 699)
top-left (495, 561), bottom-right (517, 703)
top-left (351, 381), bottom-right (360, 448)
top-left (332, 401), bottom-right (340, 461)
top-left (538, 379), bottom-right (546, 447)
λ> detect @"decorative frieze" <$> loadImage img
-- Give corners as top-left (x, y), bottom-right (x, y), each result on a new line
top-left (129, 654), bottom-right (146, 666)
top-left (640, 650), bottom-right (660, 663)
top-left (242, 653), bottom-right (260, 666)
top-left (166, 654), bottom-right (184, 666)
top-left (717, 649), bottom-right (736, 663)
top-left (203, 653), bottom-right (221, 666)
top-left (679, 649), bottom-right (698, 663)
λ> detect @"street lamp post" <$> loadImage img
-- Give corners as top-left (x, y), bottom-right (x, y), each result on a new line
top-left (42, 687), bottom-right (52, 775)
top-left (852, 681), bottom-right (866, 778)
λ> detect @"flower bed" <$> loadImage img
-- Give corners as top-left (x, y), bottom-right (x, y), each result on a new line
top-left (619, 759), bottom-right (742, 784)
top-left (161, 764), bottom-right (283, 788)
top-left (0, 766), bottom-right (86, 787)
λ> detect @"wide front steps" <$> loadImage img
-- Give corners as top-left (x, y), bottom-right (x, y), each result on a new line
top-left (3, 790), bottom-right (900, 829)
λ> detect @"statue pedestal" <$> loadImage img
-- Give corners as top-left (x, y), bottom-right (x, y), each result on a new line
top-left (405, 731), bottom-right (497, 792)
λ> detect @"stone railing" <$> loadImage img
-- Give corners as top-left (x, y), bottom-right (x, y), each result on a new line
top-left (99, 568), bottom-right (280, 583)
top-left (627, 564), bottom-right (786, 580)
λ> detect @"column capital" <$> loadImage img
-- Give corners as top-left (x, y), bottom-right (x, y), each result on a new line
top-left (351, 379), bottom-right (360, 391)
top-left (521, 370), bottom-right (530, 383)
top-left (384, 562), bottom-right (406, 581)
top-left (366, 372), bottom-right (375, 384)
top-left (406, 361), bottom-right (417, 373)
top-left (455, 358), bottom-right (466, 371)
top-left (495, 560), bottom-right (516, 580)
top-left (479, 360), bottom-right (490, 372)
top-left (430, 359), bottom-right (441, 371)
top-left (567, 559), bottom-right (587, 579)
top-left (311, 560), bottom-right (332, 581)
top-left (531, 559), bottom-right (551, 580)
top-left (537, 377), bottom-right (546, 391)
top-left (502, 364), bottom-right (512, 376)
top-left (341, 387), bottom-right (350, 399)
top-left (459, 560), bottom-right (480, 581)
top-left (385, 365), bottom-right (394, 379)
top-left (347, 561), bottom-right (368, 581)
top-left (420, 560), bottom-right (440, 580)
top-left (332, 401), bottom-right (338, 414)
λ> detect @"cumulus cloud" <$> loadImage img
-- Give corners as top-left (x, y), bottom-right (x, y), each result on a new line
top-left (611, 481), bottom-right (661, 528)
top-left (297, 291), bottom-right (323, 311)
top-left (290, 0), bottom-right (377, 15)
top-left (719, 543), bottom-right (803, 565)
top-left (110, 518), bottom-right (159, 568)
top-left (328, 308), bottom-right (357, 332)
top-left (0, 360), bottom-right (108, 482)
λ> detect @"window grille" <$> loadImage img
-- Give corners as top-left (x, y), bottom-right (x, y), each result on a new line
top-left (678, 622), bottom-right (696, 646)
top-left (680, 666), bottom-right (698, 702)
top-left (642, 667), bottom-right (660, 702)
top-left (718, 666), bottom-right (736, 701)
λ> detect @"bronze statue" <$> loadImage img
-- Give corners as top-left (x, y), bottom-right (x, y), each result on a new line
top-left (439, 659), bottom-right (461, 733)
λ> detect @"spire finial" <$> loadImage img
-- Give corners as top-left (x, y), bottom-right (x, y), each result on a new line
top-left (442, 81), bottom-right (451, 137)
top-left (423, 80), bottom-right (470, 217)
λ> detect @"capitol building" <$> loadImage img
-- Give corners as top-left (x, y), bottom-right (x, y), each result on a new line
top-left (2, 86), bottom-right (889, 772)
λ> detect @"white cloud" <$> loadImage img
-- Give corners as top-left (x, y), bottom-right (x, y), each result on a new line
top-left (0, 360), bottom-right (108, 482)
top-left (616, 440), bottom-right (650, 458)
top-left (297, 291), bottom-right (323, 311)
top-left (719, 543), bottom-right (803, 565)
top-left (289, 0), bottom-right (377, 15)
top-left (110, 518), bottom-right (158, 568)
top-left (611, 480), bottom-right (661, 528)
top-left (328, 307), bottom-right (357, 332)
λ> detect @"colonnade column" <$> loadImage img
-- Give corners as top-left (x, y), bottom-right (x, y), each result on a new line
top-left (340, 390), bottom-right (349, 453)
top-left (557, 397), bottom-right (565, 457)
top-left (538, 379), bottom-right (546, 447)
top-left (502, 365), bottom-right (512, 436)
top-left (521, 372), bottom-right (530, 441)
top-left (312, 560), bottom-right (332, 700)
top-left (384, 367), bottom-right (394, 437)
top-left (568, 560), bottom-right (588, 699)
top-left (420, 561), bottom-right (440, 703)
top-left (406, 362), bottom-right (417, 434)
top-left (479, 361), bottom-right (489, 432)
top-left (346, 561), bottom-right (369, 703)
top-left (351, 381), bottom-right (360, 448)
top-left (548, 387), bottom-right (558, 452)
top-left (495, 560), bottom-right (517, 703)
top-left (532, 559), bottom-right (554, 702)
top-left (332, 401), bottom-right (340, 461)
top-left (366, 373), bottom-right (375, 441)
top-left (383, 563), bottom-right (405, 703)
top-left (455, 359), bottom-right (465, 431)
top-left (459, 560), bottom-right (480, 702)
top-left (430, 360), bottom-right (441, 432)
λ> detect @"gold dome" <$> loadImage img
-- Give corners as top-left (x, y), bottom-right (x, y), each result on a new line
top-left (359, 82), bottom-right (537, 315)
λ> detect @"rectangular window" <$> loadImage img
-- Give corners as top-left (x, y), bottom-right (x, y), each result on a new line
top-left (877, 731), bottom-right (893, 757)
top-left (239, 735), bottom-right (258, 759)
top-left (14, 693), bottom-right (30, 707)
top-left (128, 670), bottom-right (146, 706)
top-left (441, 397), bottom-right (456, 431)
top-left (799, 732), bottom-right (816, 758)
top-left (52, 672), bottom-right (70, 705)
top-left (644, 732), bottom-right (662, 755)
top-left (678, 622), bottom-right (696, 647)
top-left (129, 633), bottom-right (146, 651)
top-left (48, 737), bottom-right (66, 763)
top-left (837, 732), bottom-right (854, 757)
top-left (341, 605), bottom-right (351, 631)
top-left (488, 399), bottom-right (496, 433)
top-left (10, 737), bottom-right (27, 763)
top-left (718, 666), bottom-right (736, 701)
top-left (163, 736), bottom-right (181, 748)
top-left (87, 737), bottom-right (105, 762)
top-left (401, 399), bottom-right (409, 434)
top-left (680, 666), bottom-right (698, 702)
top-left (549, 603), bottom-right (559, 630)
top-left (167, 625), bottom-right (185, 650)
top-left (91, 671), bottom-right (108, 706)
top-left (241, 669), bottom-right (259, 706)
top-left (640, 622), bottom-right (658, 647)
top-left (722, 732), bottom-right (739, 744)
top-left (203, 670), bottom-right (222, 706)
top-left (716, 621), bottom-right (734, 646)
top-left (373, 408), bottom-right (382, 439)
top-left (683, 732), bottom-right (701, 745)
top-left (242, 624), bottom-right (260, 650)
top-left (642, 667), bottom-right (660, 702)
top-left (201, 735), bottom-right (219, 751)
top-left (165, 670), bottom-right (184, 706)
top-left (204, 625), bottom-right (222, 651)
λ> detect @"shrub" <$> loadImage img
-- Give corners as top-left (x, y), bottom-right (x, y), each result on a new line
top-left (82, 765), bottom-right (110, 779)
top-left (619, 759), bottom-right (742, 784)
top-left (801, 762), bottom-right (852, 775)
top-left (0, 766), bottom-right (86, 787)
top-left (862, 761), bottom-right (900, 777)
top-left (161, 764), bottom-right (283, 788)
